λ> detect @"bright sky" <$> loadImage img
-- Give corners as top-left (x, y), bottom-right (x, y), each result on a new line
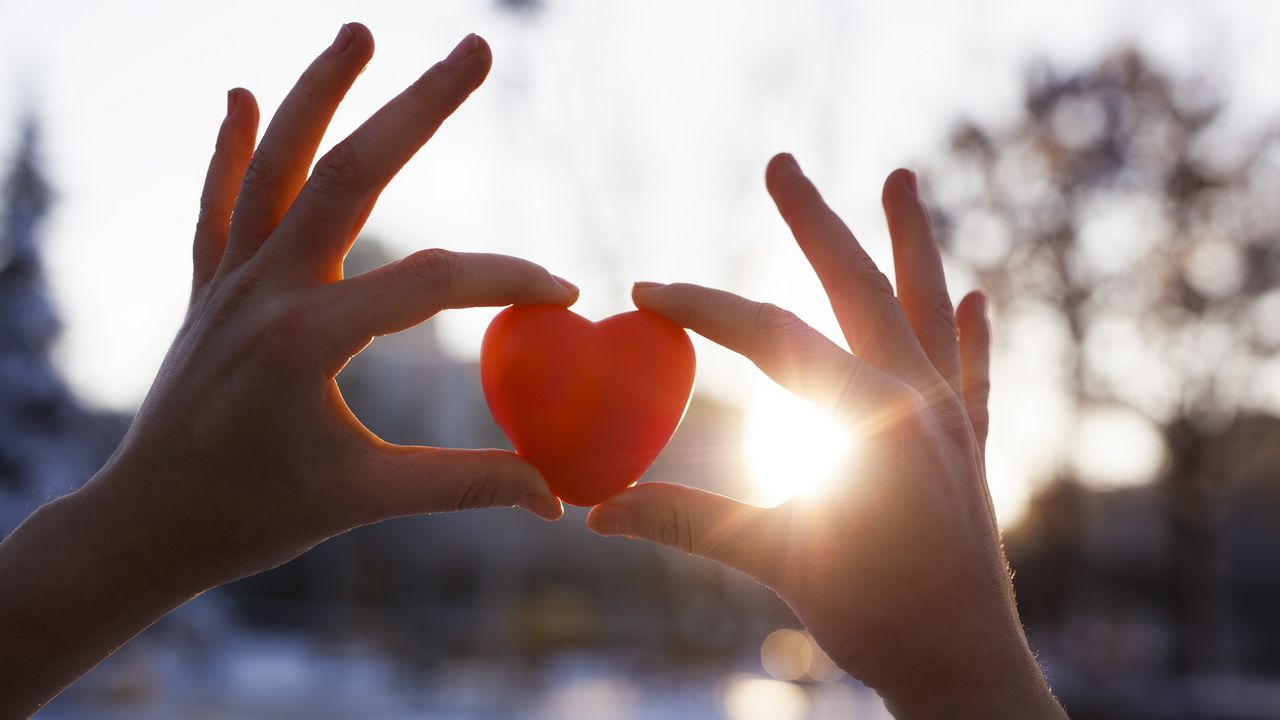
top-left (3, 0), bottom-right (1279, 523)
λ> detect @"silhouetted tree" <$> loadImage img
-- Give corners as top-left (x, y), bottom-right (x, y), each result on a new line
top-left (929, 50), bottom-right (1280, 676)
top-left (0, 117), bottom-right (127, 536)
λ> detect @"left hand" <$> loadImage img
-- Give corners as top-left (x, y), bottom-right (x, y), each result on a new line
top-left (103, 24), bottom-right (573, 593)
top-left (0, 26), bottom-right (572, 717)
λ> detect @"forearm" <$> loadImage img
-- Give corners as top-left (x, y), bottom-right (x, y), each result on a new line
top-left (0, 466), bottom-right (201, 717)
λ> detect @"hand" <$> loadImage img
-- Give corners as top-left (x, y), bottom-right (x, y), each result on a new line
top-left (587, 156), bottom-right (1066, 718)
top-left (0, 25), bottom-right (572, 715)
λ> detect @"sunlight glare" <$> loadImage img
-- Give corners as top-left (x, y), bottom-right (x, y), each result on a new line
top-left (743, 383), bottom-right (853, 508)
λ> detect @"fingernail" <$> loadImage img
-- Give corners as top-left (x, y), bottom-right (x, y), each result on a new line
top-left (330, 23), bottom-right (354, 54)
top-left (974, 291), bottom-right (988, 317)
top-left (777, 153), bottom-right (802, 174)
top-left (904, 169), bottom-right (919, 199)
top-left (444, 33), bottom-right (480, 66)
top-left (633, 281), bottom-right (665, 292)
top-left (226, 89), bottom-right (238, 116)
top-left (588, 506), bottom-right (633, 536)
top-left (517, 493), bottom-right (561, 521)
top-left (553, 275), bottom-right (579, 293)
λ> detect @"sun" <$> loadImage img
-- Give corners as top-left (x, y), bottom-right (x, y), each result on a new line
top-left (741, 382), bottom-right (855, 507)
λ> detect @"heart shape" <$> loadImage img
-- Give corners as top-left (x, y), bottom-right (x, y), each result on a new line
top-left (480, 305), bottom-right (696, 506)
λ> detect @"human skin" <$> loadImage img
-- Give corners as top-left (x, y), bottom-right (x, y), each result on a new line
top-left (587, 156), bottom-right (1069, 718)
top-left (0, 24), bottom-right (1066, 720)
top-left (0, 25), bottom-right (576, 717)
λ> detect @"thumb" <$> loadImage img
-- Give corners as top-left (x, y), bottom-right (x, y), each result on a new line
top-left (364, 446), bottom-right (563, 522)
top-left (587, 483), bottom-right (780, 585)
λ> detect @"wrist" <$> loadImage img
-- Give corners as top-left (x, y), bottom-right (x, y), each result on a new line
top-left (876, 638), bottom-right (1066, 719)
top-left (69, 456), bottom-right (214, 604)
top-left (0, 464), bottom-right (207, 715)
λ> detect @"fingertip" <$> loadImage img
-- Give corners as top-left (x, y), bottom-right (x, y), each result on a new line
top-left (765, 152), bottom-right (802, 192)
top-left (343, 22), bottom-right (376, 61)
top-left (443, 33), bottom-right (493, 75)
top-left (343, 21), bottom-right (373, 44)
top-left (957, 290), bottom-right (989, 326)
top-left (971, 290), bottom-right (988, 319)
top-left (518, 492), bottom-right (564, 521)
top-left (231, 88), bottom-right (260, 125)
top-left (326, 22), bottom-right (374, 61)
top-left (631, 280), bottom-right (666, 305)
top-left (883, 168), bottom-right (916, 206)
top-left (470, 36), bottom-right (495, 79)
top-left (534, 272), bottom-right (577, 308)
top-left (551, 275), bottom-right (579, 305)
top-left (768, 152), bottom-right (801, 175)
top-left (586, 504), bottom-right (634, 536)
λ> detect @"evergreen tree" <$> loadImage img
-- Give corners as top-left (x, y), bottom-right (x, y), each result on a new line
top-left (0, 117), bottom-right (127, 536)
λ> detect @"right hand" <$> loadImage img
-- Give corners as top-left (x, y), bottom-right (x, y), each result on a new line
top-left (587, 155), bottom-right (1066, 718)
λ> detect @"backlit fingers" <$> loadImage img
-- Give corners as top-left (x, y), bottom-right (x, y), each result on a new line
top-left (218, 22), bottom-right (375, 273)
top-left (632, 282), bottom-right (909, 424)
top-left (764, 154), bottom-right (943, 395)
top-left (883, 169), bottom-right (962, 396)
top-left (193, 88), bottom-right (258, 296)
top-left (265, 34), bottom-right (493, 283)
top-left (319, 250), bottom-right (576, 371)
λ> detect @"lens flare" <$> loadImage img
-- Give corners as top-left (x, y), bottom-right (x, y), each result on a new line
top-left (742, 383), bottom-right (853, 507)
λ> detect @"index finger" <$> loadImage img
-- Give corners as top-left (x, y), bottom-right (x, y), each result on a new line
top-left (318, 249), bottom-right (577, 369)
top-left (632, 282), bottom-right (913, 424)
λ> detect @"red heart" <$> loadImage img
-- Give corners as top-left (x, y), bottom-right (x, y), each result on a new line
top-left (480, 305), bottom-right (696, 506)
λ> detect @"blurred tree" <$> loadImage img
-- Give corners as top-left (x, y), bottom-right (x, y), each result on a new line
top-left (0, 117), bottom-right (127, 536)
top-left (929, 50), bottom-right (1280, 676)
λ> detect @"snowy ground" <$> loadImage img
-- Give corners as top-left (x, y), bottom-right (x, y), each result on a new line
top-left (39, 631), bottom-right (891, 720)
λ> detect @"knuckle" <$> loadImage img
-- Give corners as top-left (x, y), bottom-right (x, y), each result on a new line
top-left (896, 386), bottom-right (932, 424)
top-left (405, 67), bottom-right (452, 105)
top-left (255, 297), bottom-right (316, 363)
top-left (266, 299), bottom-right (310, 338)
top-left (241, 149), bottom-right (275, 190)
top-left (401, 248), bottom-right (461, 287)
top-left (923, 293), bottom-right (959, 334)
top-left (296, 67), bottom-right (320, 93)
top-left (309, 139), bottom-right (365, 195)
top-left (752, 302), bottom-right (801, 338)
top-left (195, 194), bottom-right (221, 230)
top-left (655, 504), bottom-right (698, 555)
top-left (859, 269), bottom-right (897, 298)
top-left (454, 476), bottom-right (500, 511)
top-left (850, 253), bottom-right (897, 297)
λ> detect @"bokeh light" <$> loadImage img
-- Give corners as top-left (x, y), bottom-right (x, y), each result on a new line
top-left (720, 674), bottom-right (810, 720)
top-left (760, 628), bottom-right (844, 683)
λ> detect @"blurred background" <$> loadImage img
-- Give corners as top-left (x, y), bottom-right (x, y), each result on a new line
top-left (2, 0), bottom-right (1279, 717)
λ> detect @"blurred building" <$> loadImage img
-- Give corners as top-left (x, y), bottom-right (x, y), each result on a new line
top-left (1007, 414), bottom-right (1280, 718)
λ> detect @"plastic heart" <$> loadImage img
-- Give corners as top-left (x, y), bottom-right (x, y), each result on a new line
top-left (480, 305), bottom-right (696, 506)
